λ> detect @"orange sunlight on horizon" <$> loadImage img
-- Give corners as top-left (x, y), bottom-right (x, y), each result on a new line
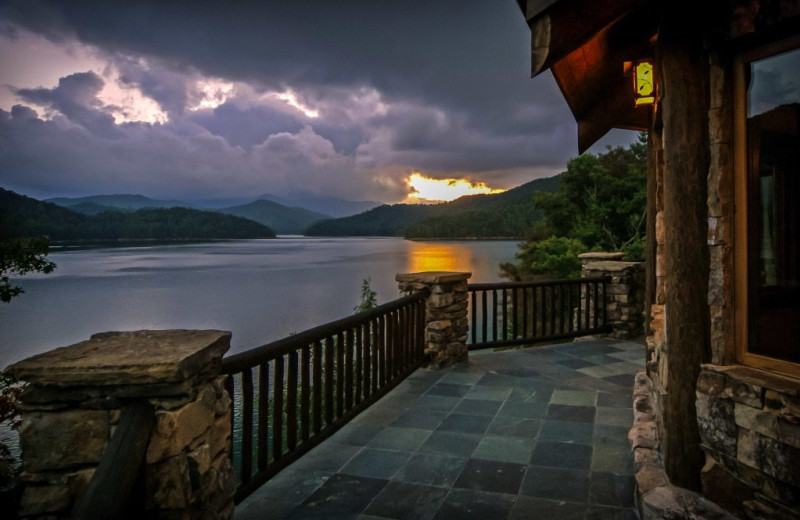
top-left (406, 172), bottom-right (506, 203)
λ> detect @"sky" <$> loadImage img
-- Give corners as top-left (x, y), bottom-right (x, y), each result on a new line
top-left (0, 0), bottom-right (637, 205)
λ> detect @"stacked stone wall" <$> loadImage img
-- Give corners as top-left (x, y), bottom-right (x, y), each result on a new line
top-left (397, 271), bottom-right (470, 369)
top-left (6, 330), bottom-right (236, 519)
top-left (696, 365), bottom-right (800, 519)
top-left (579, 253), bottom-right (645, 340)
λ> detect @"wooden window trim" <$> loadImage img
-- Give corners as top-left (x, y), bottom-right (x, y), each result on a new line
top-left (733, 35), bottom-right (800, 379)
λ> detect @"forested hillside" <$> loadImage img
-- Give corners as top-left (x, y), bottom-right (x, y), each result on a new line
top-left (1, 188), bottom-right (275, 241)
top-left (218, 200), bottom-right (329, 234)
top-left (502, 137), bottom-right (647, 280)
top-left (306, 175), bottom-right (561, 237)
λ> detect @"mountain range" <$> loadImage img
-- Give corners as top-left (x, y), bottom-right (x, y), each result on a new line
top-left (2, 189), bottom-right (275, 241)
top-left (306, 175), bottom-right (561, 238)
top-left (45, 193), bottom-right (379, 234)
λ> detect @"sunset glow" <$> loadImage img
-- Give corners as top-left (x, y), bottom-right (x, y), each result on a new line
top-left (407, 172), bottom-right (506, 202)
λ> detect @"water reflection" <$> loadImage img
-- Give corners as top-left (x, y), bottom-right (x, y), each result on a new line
top-left (407, 241), bottom-right (475, 273)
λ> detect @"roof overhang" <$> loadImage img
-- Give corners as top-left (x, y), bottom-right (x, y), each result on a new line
top-left (518, 0), bottom-right (657, 152)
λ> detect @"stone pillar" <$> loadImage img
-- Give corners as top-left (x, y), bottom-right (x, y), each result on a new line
top-left (579, 252), bottom-right (646, 339)
top-left (5, 330), bottom-right (236, 520)
top-left (396, 271), bottom-right (471, 370)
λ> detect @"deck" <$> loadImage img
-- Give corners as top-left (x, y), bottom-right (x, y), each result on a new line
top-left (235, 337), bottom-right (643, 520)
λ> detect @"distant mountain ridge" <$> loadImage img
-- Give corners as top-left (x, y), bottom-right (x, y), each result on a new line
top-left (46, 194), bottom-right (195, 210)
top-left (217, 200), bottom-right (329, 234)
top-left (255, 193), bottom-right (382, 218)
top-left (3, 188), bottom-right (275, 241)
top-left (47, 192), bottom-right (375, 232)
top-left (306, 174), bottom-right (561, 238)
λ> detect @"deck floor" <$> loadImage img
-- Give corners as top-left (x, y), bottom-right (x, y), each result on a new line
top-left (235, 337), bottom-right (644, 520)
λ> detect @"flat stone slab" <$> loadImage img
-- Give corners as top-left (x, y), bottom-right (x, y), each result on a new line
top-left (5, 330), bottom-right (231, 386)
top-left (396, 272), bottom-right (472, 284)
top-left (579, 252), bottom-right (625, 261)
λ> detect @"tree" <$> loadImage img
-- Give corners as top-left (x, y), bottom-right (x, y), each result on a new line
top-left (354, 278), bottom-right (378, 314)
top-left (533, 135), bottom-right (647, 255)
top-left (505, 136), bottom-right (647, 281)
top-left (0, 237), bottom-right (56, 303)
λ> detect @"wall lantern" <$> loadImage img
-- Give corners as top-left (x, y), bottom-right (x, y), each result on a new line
top-left (632, 59), bottom-right (655, 106)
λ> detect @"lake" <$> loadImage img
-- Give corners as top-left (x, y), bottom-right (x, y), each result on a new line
top-left (0, 237), bottom-right (519, 369)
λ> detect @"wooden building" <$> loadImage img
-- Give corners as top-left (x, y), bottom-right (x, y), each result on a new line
top-left (516, 1), bottom-right (799, 518)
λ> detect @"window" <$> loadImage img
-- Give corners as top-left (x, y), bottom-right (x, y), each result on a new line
top-left (735, 37), bottom-right (800, 376)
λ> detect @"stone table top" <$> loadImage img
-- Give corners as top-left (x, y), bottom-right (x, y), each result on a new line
top-left (5, 329), bottom-right (231, 386)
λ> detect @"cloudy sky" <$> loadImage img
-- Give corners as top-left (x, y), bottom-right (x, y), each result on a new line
top-left (0, 0), bottom-right (635, 204)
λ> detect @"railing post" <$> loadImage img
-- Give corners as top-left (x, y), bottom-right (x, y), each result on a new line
top-left (579, 252), bottom-right (646, 339)
top-left (5, 330), bottom-right (236, 520)
top-left (396, 271), bottom-right (471, 370)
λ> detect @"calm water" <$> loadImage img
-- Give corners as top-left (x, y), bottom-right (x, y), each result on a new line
top-left (0, 237), bottom-right (518, 369)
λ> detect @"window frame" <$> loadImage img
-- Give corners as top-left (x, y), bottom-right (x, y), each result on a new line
top-left (733, 34), bottom-right (800, 378)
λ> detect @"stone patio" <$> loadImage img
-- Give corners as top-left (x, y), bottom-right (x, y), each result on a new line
top-left (235, 337), bottom-right (644, 520)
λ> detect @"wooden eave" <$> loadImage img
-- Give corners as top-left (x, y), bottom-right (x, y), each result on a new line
top-left (518, 0), bottom-right (657, 151)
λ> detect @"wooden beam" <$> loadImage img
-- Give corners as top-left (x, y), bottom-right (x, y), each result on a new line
top-left (529, 0), bottom-right (645, 76)
top-left (659, 5), bottom-right (710, 491)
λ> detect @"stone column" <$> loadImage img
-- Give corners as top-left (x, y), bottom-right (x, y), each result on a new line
top-left (579, 252), bottom-right (646, 339)
top-left (5, 329), bottom-right (236, 520)
top-left (396, 271), bottom-right (471, 370)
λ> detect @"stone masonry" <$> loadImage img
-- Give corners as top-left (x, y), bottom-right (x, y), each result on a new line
top-left (5, 329), bottom-right (236, 520)
top-left (630, 370), bottom-right (739, 520)
top-left (579, 252), bottom-right (645, 340)
top-left (696, 364), bottom-right (800, 519)
top-left (396, 271), bottom-right (471, 370)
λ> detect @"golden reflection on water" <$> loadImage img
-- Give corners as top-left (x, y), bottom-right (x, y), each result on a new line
top-left (406, 241), bottom-right (476, 273)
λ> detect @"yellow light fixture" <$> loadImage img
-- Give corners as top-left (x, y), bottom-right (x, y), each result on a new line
top-left (633, 60), bottom-right (655, 106)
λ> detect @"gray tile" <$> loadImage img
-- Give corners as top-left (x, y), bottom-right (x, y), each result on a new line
top-left (596, 406), bottom-right (633, 428)
top-left (292, 444), bottom-right (362, 472)
top-left (463, 386), bottom-right (513, 401)
top-left (246, 468), bottom-right (331, 505)
top-left (454, 458), bottom-right (527, 494)
top-left (487, 416), bottom-right (542, 437)
top-left (510, 496), bottom-right (587, 520)
top-left (498, 400), bottom-right (548, 419)
top-left (597, 392), bottom-right (632, 409)
top-left (426, 383), bottom-right (472, 398)
top-left (436, 413), bottom-right (493, 435)
top-left (433, 489), bottom-right (516, 520)
top-left (302, 474), bottom-right (389, 514)
top-left (538, 420), bottom-right (594, 444)
top-left (530, 442), bottom-right (593, 469)
top-left (391, 410), bottom-right (448, 430)
top-left (519, 465), bottom-right (591, 501)
top-left (368, 426), bottom-right (431, 451)
top-left (364, 481), bottom-right (448, 520)
top-left (546, 404), bottom-right (595, 423)
top-left (412, 395), bottom-right (461, 413)
top-left (340, 448), bottom-right (412, 480)
top-left (419, 431), bottom-right (481, 458)
top-left (394, 453), bottom-right (468, 487)
top-left (473, 435), bottom-right (536, 464)
top-left (452, 399), bottom-right (502, 416)
top-left (551, 389), bottom-right (597, 406)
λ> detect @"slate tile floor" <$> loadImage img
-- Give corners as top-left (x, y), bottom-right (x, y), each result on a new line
top-left (235, 338), bottom-right (643, 520)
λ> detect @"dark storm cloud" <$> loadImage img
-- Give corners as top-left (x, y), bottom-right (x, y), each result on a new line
top-left (16, 71), bottom-right (120, 136)
top-left (188, 103), bottom-right (304, 149)
top-left (0, 0), bottom-right (625, 201)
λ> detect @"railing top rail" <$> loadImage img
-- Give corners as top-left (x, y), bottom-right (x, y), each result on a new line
top-left (468, 276), bottom-right (610, 291)
top-left (221, 288), bottom-right (429, 374)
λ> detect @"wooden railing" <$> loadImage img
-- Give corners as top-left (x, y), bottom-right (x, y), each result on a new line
top-left (468, 276), bottom-right (610, 350)
top-left (221, 289), bottom-right (428, 503)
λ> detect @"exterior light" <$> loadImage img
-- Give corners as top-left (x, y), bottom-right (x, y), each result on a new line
top-left (633, 60), bottom-right (655, 106)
